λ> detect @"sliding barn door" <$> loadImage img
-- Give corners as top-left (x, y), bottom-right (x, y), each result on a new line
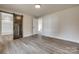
top-left (13, 14), bottom-right (23, 39)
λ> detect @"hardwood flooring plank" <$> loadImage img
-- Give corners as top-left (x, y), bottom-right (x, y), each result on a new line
top-left (2, 35), bottom-right (79, 54)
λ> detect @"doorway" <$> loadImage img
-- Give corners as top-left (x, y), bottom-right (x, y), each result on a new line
top-left (13, 14), bottom-right (23, 39)
top-left (32, 18), bottom-right (42, 35)
top-left (32, 18), bottom-right (38, 35)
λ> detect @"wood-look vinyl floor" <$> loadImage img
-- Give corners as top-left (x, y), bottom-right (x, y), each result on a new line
top-left (3, 35), bottom-right (79, 54)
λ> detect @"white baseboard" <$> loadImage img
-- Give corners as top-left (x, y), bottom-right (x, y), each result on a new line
top-left (23, 34), bottom-right (33, 37)
top-left (23, 34), bottom-right (79, 44)
top-left (23, 33), bottom-right (37, 38)
top-left (42, 34), bottom-right (79, 44)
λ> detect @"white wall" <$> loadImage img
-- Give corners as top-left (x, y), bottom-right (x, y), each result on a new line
top-left (0, 12), bottom-right (1, 34)
top-left (23, 14), bottom-right (33, 37)
top-left (41, 6), bottom-right (79, 43)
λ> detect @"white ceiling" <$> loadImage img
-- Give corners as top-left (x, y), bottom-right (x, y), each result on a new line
top-left (0, 4), bottom-right (79, 17)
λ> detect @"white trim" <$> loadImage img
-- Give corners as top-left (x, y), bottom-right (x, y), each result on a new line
top-left (23, 34), bottom-right (33, 37)
top-left (42, 34), bottom-right (79, 44)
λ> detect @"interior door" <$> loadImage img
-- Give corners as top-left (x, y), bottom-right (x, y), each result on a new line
top-left (13, 14), bottom-right (23, 39)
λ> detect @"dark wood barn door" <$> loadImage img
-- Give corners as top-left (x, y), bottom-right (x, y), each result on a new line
top-left (13, 14), bottom-right (23, 39)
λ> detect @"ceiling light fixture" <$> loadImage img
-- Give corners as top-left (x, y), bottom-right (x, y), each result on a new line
top-left (35, 4), bottom-right (41, 9)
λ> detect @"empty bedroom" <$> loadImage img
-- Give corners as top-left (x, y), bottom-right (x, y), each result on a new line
top-left (0, 4), bottom-right (79, 54)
